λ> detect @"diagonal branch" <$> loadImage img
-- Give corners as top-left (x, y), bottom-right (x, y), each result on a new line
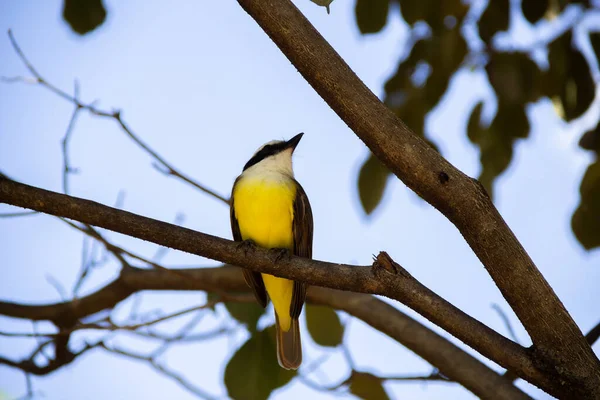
top-left (0, 264), bottom-right (529, 399)
top-left (0, 176), bottom-right (551, 397)
top-left (4, 30), bottom-right (229, 205)
top-left (234, 0), bottom-right (600, 397)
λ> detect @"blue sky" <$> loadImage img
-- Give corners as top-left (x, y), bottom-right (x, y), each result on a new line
top-left (0, 1), bottom-right (599, 399)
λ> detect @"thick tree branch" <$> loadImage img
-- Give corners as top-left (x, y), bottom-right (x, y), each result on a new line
top-left (0, 177), bottom-right (555, 397)
top-left (234, 0), bottom-right (600, 396)
top-left (0, 264), bottom-right (528, 399)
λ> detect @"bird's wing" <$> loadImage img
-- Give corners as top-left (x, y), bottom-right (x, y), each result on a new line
top-left (230, 183), bottom-right (268, 308)
top-left (290, 181), bottom-right (313, 319)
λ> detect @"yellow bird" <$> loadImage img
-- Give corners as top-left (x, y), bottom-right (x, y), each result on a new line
top-left (230, 133), bottom-right (313, 369)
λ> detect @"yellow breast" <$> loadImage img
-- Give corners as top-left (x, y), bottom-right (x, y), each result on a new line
top-left (233, 176), bottom-right (297, 331)
top-left (233, 177), bottom-right (296, 250)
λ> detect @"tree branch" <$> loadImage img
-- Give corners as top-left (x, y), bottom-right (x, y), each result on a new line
top-left (4, 30), bottom-right (229, 205)
top-left (587, 320), bottom-right (600, 347)
top-left (0, 263), bottom-right (529, 399)
top-left (234, 0), bottom-right (600, 397)
top-left (0, 176), bottom-right (551, 397)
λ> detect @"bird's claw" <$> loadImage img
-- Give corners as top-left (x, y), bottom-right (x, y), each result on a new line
top-left (270, 247), bottom-right (291, 263)
top-left (237, 239), bottom-right (256, 256)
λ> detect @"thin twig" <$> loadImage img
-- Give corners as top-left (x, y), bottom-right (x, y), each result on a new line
top-left (492, 303), bottom-right (520, 343)
top-left (4, 30), bottom-right (229, 205)
top-left (586, 320), bottom-right (600, 347)
top-left (0, 301), bottom-right (229, 338)
top-left (100, 343), bottom-right (220, 400)
top-left (61, 86), bottom-right (81, 194)
top-left (0, 210), bottom-right (38, 218)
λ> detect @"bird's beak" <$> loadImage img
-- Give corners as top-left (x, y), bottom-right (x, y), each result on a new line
top-left (285, 132), bottom-right (304, 152)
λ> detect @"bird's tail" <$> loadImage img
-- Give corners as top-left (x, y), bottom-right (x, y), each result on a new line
top-left (275, 313), bottom-right (302, 370)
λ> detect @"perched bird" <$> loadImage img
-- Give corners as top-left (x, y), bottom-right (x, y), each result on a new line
top-left (230, 133), bottom-right (313, 370)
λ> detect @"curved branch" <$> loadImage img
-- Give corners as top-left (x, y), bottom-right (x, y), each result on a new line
top-left (0, 177), bottom-right (553, 396)
top-left (0, 265), bottom-right (528, 399)
top-left (234, 0), bottom-right (600, 397)
top-left (5, 30), bottom-right (229, 205)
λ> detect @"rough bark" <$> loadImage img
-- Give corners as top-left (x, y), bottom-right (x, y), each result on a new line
top-left (0, 264), bottom-right (529, 399)
top-left (234, 0), bottom-right (600, 397)
top-left (0, 176), bottom-right (563, 397)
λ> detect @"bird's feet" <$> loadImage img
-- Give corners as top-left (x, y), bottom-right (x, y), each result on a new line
top-left (269, 247), bottom-right (291, 263)
top-left (237, 239), bottom-right (256, 256)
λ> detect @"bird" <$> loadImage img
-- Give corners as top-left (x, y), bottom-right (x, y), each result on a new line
top-left (230, 132), bottom-right (313, 370)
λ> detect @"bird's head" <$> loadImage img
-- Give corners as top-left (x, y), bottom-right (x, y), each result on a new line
top-left (242, 133), bottom-right (304, 175)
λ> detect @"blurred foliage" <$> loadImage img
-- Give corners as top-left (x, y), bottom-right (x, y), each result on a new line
top-left (208, 292), bottom-right (265, 332)
top-left (354, 0), bottom-right (600, 250)
top-left (305, 304), bottom-right (344, 346)
top-left (572, 160), bottom-right (600, 249)
top-left (349, 371), bottom-right (390, 400)
top-left (224, 325), bottom-right (296, 400)
top-left (358, 154), bottom-right (391, 215)
top-left (310, 0), bottom-right (334, 14)
top-left (62, 0), bottom-right (106, 35)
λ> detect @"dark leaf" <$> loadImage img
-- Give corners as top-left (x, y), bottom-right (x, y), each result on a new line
top-left (579, 124), bottom-right (600, 153)
top-left (486, 52), bottom-right (543, 105)
top-left (349, 371), bottom-right (390, 400)
top-left (398, 0), bottom-right (430, 26)
top-left (522, 0), bottom-right (549, 24)
top-left (355, 0), bottom-right (389, 34)
top-left (591, 32), bottom-right (600, 60)
top-left (479, 0), bottom-right (510, 44)
top-left (383, 26), bottom-right (466, 148)
top-left (305, 304), bottom-right (344, 347)
top-left (572, 160), bottom-right (600, 250)
top-left (398, 0), bottom-right (468, 31)
top-left (62, 0), bottom-right (106, 35)
top-left (309, 0), bottom-right (334, 14)
top-left (545, 31), bottom-right (595, 121)
top-left (208, 292), bottom-right (265, 332)
top-left (358, 154), bottom-right (390, 215)
top-left (467, 102), bottom-right (529, 198)
top-left (224, 326), bottom-right (296, 400)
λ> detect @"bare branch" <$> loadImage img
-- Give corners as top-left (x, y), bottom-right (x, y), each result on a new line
top-left (0, 256), bottom-right (530, 400)
top-left (492, 303), bottom-right (520, 343)
top-left (0, 340), bottom-right (100, 376)
top-left (100, 343), bottom-right (220, 400)
top-left (5, 30), bottom-right (229, 205)
top-left (0, 210), bottom-right (38, 218)
top-left (0, 299), bottom-right (241, 339)
top-left (61, 89), bottom-right (82, 194)
top-left (586, 320), bottom-right (600, 347)
top-left (0, 177), bottom-right (544, 397)
top-left (233, 0), bottom-right (600, 397)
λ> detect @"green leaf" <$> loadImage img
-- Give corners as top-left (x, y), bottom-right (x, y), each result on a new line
top-left (579, 123), bottom-right (600, 153)
top-left (357, 154), bottom-right (390, 215)
top-left (309, 0), bottom-right (334, 14)
top-left (355, 0), bottom-right (389, 34)
top-left (545, 31), bottom-right (595, 121)
top-left (467, 102), bottom-right (529, 198)
top-left (486, 51), bottom-right (544, 105)
top-left (349, 372), bottom-right (390, 400)
top-left (208, 292), bottom-right (265, 332)
top-left (572, 160), bottom-right (600, 250)
top-left (305, 304), bottom-right (344, 347)
top-left (521, 0), bottom-right (549, 24)
top-left (479, 0), bottom-right (510, 44)
top-left (399, 0), bottom-right (468, 31)
top-left (224, 326), bottom-right (296, 400)
top-left (62, 0), bottom-right (107, 35)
